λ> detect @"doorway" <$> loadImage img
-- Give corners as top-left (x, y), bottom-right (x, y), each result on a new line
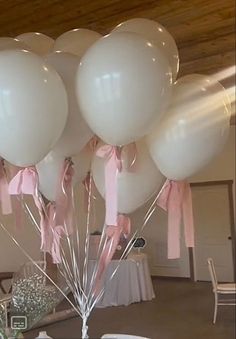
top-left (190, 180), bottom-right (235, 282)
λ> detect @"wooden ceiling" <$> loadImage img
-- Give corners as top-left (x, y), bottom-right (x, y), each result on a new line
top-left (0, 0), bottom-right (235, 120)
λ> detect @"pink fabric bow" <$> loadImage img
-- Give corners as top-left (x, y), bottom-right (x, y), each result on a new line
top-left (0, 159), bottom-right (12, 215)
top-left (95, 214), bottom-right (131, 289)
top-left (157, 179), bottom-right (195, 259)
top-left (55, 159), bottom-right (74, 236)
top-left (8, 167), bottom-right (38, 196)
top-left (96, 145), bottom-right (122, 226)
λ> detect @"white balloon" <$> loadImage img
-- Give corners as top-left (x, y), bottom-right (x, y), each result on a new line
top-left (146, 74), bottom-right (231, 180)
top-left (37, 145), bottom-right (92, 201)
top-left (112, 18), bottom-right (179, 81)
top-left (16, 32), bottom-right (54, 56)
top-left (92, 141), bottom-right (165, 214)
top-left (45, 52), bottom-right (93, 157)
top-left (77, 32), bottom-right (172, 146)
top-left (0, 50), bottom-right (68, 167)
top-left (37, 151), bottom-right (64, 202)
top-left (54, 28), bottom-right (102, 57)
top-left (0, 37), bottom-right (29, 51)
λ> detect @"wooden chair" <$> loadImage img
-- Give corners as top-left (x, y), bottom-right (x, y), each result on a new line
top-left (207, 258), bottom-right (236, 323)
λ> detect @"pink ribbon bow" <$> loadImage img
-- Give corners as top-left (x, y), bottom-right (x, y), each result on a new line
top-left (55, 159), bottom-right (74, 236)
top-left (157, 179), bottom-right (195, 259)
top-left (95, 214), bottom-right (131, 289)
top-left (96, 145), bottom-right (122, 226)
top-left (8, 167), bottom-right (38, 196)
top-left (0, 159), bottom-right (12, 215)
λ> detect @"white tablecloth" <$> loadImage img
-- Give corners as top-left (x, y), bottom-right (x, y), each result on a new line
top-left (88, 252), bottom-right (155, 308)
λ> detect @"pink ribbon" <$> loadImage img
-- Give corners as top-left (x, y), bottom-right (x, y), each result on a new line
top-left (95, 214), bottom-right (131, 289)
top-left (157, 179), bottom-right (195, 259)
top-left (55, 159), bottom-right (74, 236)
top-left (51, 225), bottom-right (65, 264)
top-left (8, 167), bottom-right (38, 196)
top-left (96, 145), bottom-right (122, 226)
top-left (8, 164), bottom-right (23, 228)
top-left (89, 136), bottom-right (99, 151)
top-left (8, 166), bottom-right (66, 264)
top-left (0, 159), bottom-right (12, 215)
top-left (8, 167), bottom-right (51, 253)
top-left (39, 202), bottom-right (65, 264)
top-left (39, 202), bottom-right (55, 253)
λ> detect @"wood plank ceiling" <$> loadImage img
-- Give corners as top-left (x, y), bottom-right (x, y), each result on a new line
top-left (0, 0), bottom-right (235, 120)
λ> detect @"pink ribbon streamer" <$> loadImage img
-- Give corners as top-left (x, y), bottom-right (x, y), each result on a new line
top-left (39, 202), bottom-right (65, 264)
top-left (39, 202), bottom-right (55, 253)
top-left (96, 145), bottom-right (122, 226)
top-left (95, 214), bottom-right (131, 290)
top-left (8, 164), bottom-right (23, 228)
top-left (156, 179), bottom-right (195, 259)
top-left (8, 166), bottom-right (67, 264)
top-left (51, 225), bottom-right (66, 264)
top-left (55, 158), bottom-right (74, 236)
top-left (0, 159), bottom-right (12, 215)
top-left (8, 167), bottom-right (51, 253)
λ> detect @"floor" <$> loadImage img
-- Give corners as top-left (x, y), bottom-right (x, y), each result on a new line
top-left (26, 278), bottom-right (235, 339)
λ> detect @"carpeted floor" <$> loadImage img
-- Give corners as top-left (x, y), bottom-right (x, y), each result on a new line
top-left (26, 278), bottom-right (235, 339)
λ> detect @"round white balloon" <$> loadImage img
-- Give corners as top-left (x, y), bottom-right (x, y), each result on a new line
top-left (37, 151), bottom-right (65, 202)
top-left (72, 144), bottom-right (93, 185)
top-left (112, 18), bottom-right (179, 81)
top-left (0, 50), bottom-right (68, 167)
top-left (146, 74), bottom-right (231, 180)
top-left (53, 28), bottom-right (102, 57)
top-left (77, 32), bottom-right (172, 146)
top-left (37, 145), bottom-right (92, 201)
top-left (16, 32), bottom-right (54, 55)
top-left (92, 141), bottom-right (165, 214)
top-left (45, 52), bottom-right (93, 157)
top-left (0, 37), bottom-right (29, 51)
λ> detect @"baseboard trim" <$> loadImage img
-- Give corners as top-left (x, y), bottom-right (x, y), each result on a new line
top-left (151, 275), bottom-right (191, 281)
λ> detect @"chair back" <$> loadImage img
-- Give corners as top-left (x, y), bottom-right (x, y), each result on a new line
top-left (207, 258), bottom-right (218, 291)
top-left (102, 335), bottom-right (149, 339)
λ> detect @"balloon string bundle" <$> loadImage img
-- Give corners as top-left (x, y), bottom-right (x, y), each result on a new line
top-left (0, 173), bottom-right (168, 338)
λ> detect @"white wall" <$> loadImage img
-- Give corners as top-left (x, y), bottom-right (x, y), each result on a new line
top-left (0, 198), bottom-right (41, 273)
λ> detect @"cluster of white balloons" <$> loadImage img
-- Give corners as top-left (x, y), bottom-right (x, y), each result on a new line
top-left (0, 18), bottom-right (231, 213)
